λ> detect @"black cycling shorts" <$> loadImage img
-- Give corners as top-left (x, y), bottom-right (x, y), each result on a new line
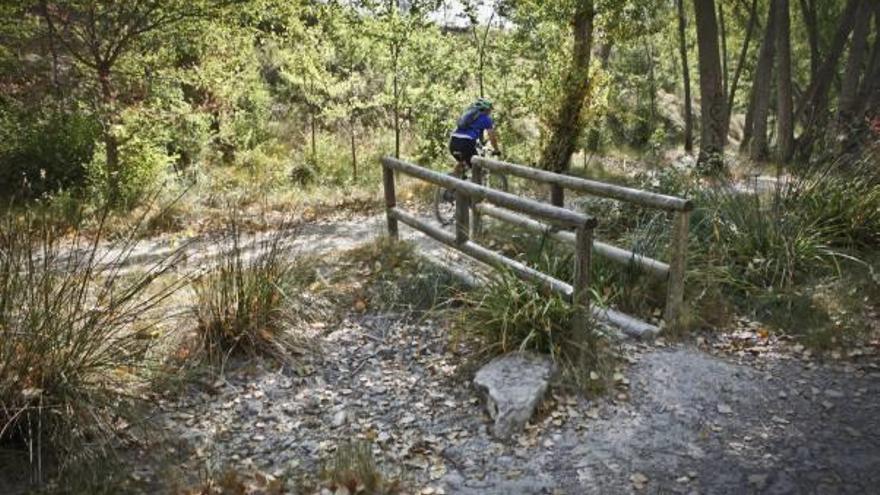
top-left (449, 136), bottom-right (477, 166)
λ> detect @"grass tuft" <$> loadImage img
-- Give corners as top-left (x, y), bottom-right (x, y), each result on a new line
top-left (191, 219), bottom-right (311, 367)
top-left (320, 441), bottom-right (402, 495)
top-left (0, 207), bottom-right (186, 484)
top-left (454, 268), bottom-right (614, 393)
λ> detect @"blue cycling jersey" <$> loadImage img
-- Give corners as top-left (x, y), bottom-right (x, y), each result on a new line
top-left (451, 112), bottom-right (494, 141)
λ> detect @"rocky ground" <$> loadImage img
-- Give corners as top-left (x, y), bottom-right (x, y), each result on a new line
top-left (114, 213), bottom-right (880, 495)
top-left (147, 308), bottom-right (880, 494)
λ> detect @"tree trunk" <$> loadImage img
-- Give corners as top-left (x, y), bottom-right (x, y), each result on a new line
top-left (310, 110), bottom-right (317, 158)
top-left (726, 0), bottom-right (758, 134)
top-left (350, 118), bottom-right (358, 181)
top-left (838, 0), bottom-right (871, 125)
top-left (693, 0), bottom-right (727, 171)
top-left (855, 6), bottom-right (880, 118)
top-left (677, 0), bottom-right (694, 153)
top-left (719, 1), bottom-right (729, 102)
top-left (776, 0), bottom-right (794, 163)
top-left (748, 0), bottom-right (778, 161)
top-left (538, 0), bottom-right (595, 207)
top-left (797, 0), bottom-right (821, 84)
top-left (97, 64), bottom-right (122, 205)
top-left (393, 46), bottom-right (401, 158)
top-left (795, 0), bottom-right (861, 159)
top-left (586, 41), bottom-right (613, 152)
top-left (646, 37), bottom-right (657, 126)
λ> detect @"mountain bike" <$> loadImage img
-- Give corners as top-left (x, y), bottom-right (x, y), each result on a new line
top-left (433, 142), bottom-right (508, 226)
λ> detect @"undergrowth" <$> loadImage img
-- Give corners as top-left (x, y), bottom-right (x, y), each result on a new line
top-left (0, 207), bottom-right (186, 485)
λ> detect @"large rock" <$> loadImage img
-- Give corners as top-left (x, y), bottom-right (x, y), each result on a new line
top-left (473, 352), bottom-right (556, 439)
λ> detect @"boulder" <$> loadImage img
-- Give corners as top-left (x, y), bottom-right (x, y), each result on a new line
top-left (473, 351), bottom-right (555, 439)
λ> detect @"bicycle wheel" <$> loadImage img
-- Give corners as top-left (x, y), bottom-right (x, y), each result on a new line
top-left (433, 184), bottom-right (456, 226)
top-left (484, 171), bottom-right (509, 192)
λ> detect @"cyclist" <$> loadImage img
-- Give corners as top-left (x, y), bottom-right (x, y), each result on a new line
top-left (449, 97), bottom-right (502, 177)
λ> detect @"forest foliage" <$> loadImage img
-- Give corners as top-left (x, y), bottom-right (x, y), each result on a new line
top-left (1, 0), bottom-right (875, 209)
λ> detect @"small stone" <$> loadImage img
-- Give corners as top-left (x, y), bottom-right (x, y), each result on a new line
top-left (717, 403), bottom-right (733, 415)
top-left (630, 472), bottom-right (649, 490)
top-left (332, 410), bottom-right (347, 427)
top-left (748, 474), bottom-right (768, 488)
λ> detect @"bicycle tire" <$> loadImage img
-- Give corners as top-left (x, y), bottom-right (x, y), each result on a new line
top-left (485, 171), bottom-right (508, 192)
top-left (433, 184), bottom-right (456, 226)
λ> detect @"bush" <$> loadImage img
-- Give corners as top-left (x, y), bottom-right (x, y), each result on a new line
top-left (0, 208), bottom-right (185, 483)
top-left (192, 220), bottom-right (308, 366)
top-left (86, 107), bottom-right (176, 209)
top-left (0, 105), bottom-right (100, 199)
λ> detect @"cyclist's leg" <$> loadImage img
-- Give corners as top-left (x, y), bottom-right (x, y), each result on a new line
top-left (450, 137), bottom-right (477, 178)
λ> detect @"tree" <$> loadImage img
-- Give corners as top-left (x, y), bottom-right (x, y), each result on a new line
top-left (743, 0), bottom-right (776, 160)
top-left (855, 5), bottom-right (880, 120)
top-left (797, 0), bottom-right (820, 84)
top-left (38, 0), bottom-right (230, 205)
top-left (775, 0), bottom-right (794, 163)
top-left (795, 0), bottom-right (860, 159)
top-left (692, 0), bottom-right (726, 171)
top-left (676, 0), bottom-right (694, 152)
top-left (536, 0), bottom-right (595, 207)
top-left (725, 0), bottom-right (758, 136)
top-left (837, 0), bottom-right (872, 126)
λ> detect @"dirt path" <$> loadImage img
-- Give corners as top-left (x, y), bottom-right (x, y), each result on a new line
top-left (140, 214), bottom-right (880, 494)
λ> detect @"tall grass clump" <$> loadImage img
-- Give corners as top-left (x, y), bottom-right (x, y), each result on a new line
top-left (455, 268), bottom-right (613, 391)
top-left (0, 208), bottom-right (185, 484)
top-left (319, 441), bottom-right (402, 495)
top-left (192, 220), bottom-right (308, 367)
top-left (692, 149), bottom-right (880, 293)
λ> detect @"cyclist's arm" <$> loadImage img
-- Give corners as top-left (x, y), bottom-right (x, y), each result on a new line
top-left (487, 128), bottom-right (501, 155)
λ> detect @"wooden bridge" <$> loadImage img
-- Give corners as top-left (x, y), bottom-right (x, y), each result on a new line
top-left (380, 156), bottom-right (692, 338)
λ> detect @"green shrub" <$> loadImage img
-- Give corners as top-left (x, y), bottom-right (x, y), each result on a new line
top-left (0, 105), bottom-right (100, 199)
top-left (0, 208), bottom-right (185, 483)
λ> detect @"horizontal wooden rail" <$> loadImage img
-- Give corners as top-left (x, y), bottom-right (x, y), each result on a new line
top-left (390, 207), bottom-right (658, 338)
top-left (472, 157), bottom-right (693, 212)
top-left (389, 208), bottom-right (573, 297)
top-left (475, 203), bottom-right (670, 279)
top-left (381, 157), bottom-right (596, 229)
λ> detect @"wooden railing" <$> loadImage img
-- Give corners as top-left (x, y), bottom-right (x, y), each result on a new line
top-left (381, 156), bottom-right (662, 338)
top-left (471, 157), bottom-right (692, 328)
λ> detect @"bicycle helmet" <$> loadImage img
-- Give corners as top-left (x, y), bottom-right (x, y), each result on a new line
top-left (474, 97), bottom-right (493, 111)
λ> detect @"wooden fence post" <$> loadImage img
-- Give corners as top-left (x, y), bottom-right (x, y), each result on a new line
top-left (383, 164), bottom-right (398, 239)
top-left (470, 162), bottom-right (483, 239)
top-left (573, 225), bottom-right (593, 335)
top-left (664, 210), bottom-right (690, 328)
top-left (455, 189), bottom-right (470, 245)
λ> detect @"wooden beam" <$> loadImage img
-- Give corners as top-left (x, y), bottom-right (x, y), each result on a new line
top-left (382, 165), bottom-right (398, 239)
top-left (664, 210), bottom-right (691, 328)
top-left (475, 203), bottom-right (671, 279)
top-left (389, 208), bottom-right (574, 298)
top-left (390, 207), bottom-right (659, 338)
top-left (382, 157), bottom-right (596, 229)
top-left (473, 157), bottom-right (693, 212)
